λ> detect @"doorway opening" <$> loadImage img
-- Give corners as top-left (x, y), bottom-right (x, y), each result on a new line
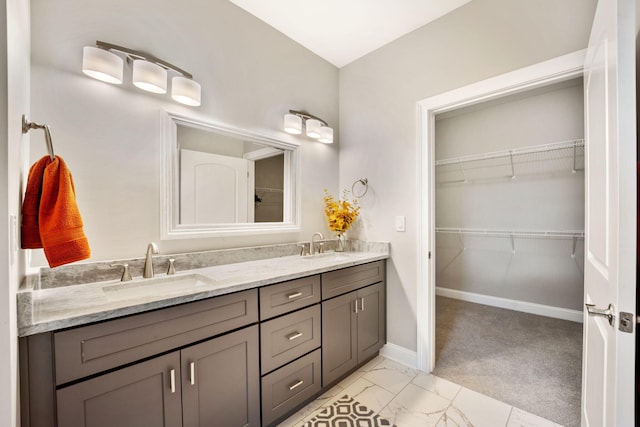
top-left (432, 79), bottom-right (585, 425)
top-left (416, 51), bottom-right (587, 426)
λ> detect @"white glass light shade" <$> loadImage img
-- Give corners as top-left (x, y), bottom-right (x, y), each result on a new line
top-left (132, 60), bottom-right (167, 94)
top-left (283, 114), bottom-right (302, 134)
top-left (82, 46), bottom-right (123, 84)
top-left (318, 126), bottom-right (334, 144)
top-left (306, 119), bottom-right (322, 138)
top-left (171, 76), bottom-right (201, 106)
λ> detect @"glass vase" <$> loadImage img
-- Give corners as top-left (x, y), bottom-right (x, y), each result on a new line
top-left (335, 233), bottom-right (345, 252)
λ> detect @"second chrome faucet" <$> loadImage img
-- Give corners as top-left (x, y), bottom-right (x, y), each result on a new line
top-left (310, 232), bottom-right (324, 255)
top-left (143, 242), bottom-right (159, 278)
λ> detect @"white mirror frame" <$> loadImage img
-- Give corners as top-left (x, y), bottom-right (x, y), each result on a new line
top-left (160, 110), bottom-right (301, 239)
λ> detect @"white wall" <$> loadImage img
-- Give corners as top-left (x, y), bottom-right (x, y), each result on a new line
top-left (4, 1), bottom-right (31, 425)
top-left (29, 0), bottom-right (339, 265)
top-left (339, 0), bottom-right (597, 352)
top-left (435, 81), bottom-right (585, 311)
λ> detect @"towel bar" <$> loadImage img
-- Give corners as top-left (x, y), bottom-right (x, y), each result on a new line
top-left (22, 114), bottom-right (55, 161)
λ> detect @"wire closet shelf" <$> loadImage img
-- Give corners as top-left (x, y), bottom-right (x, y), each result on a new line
top-left (436, 227), bottom-right (584, 257)
top-left (435, 227), bottom-right (584, 239)
top-left (435, 139), bottom-right (584, 183)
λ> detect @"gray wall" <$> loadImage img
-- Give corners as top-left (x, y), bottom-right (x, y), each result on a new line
top-left (29, 0), bottom-right (339, 264)
top-left (435, 81), bottom-right (585, 311)
top-left (339, 0), bottom-right (597, 351)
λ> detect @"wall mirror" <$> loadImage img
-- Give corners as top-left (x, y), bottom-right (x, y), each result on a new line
top-left (161, 111), bottom-right (301, 239)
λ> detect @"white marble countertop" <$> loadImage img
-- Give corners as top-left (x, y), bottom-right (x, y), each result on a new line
top-left (18, 251), bottom-right (388, 336)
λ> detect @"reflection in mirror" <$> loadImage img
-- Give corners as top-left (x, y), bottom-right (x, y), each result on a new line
top-left (161, 111), bottom-right (300, 239)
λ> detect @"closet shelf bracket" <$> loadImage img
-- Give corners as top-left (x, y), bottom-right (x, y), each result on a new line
top-left (509, 151), bottom-right (516, 179)
top-left (457, 160), bottom-right (468, 183)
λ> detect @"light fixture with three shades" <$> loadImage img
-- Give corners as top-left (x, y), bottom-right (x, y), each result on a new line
top-left (82, 40), bottom-right (201, 107)
top-left (284, 110), bottom-right (333, 144)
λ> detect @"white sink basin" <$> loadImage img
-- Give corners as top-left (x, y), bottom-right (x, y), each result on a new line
top-left (102, 273), bottom-right (217, 300)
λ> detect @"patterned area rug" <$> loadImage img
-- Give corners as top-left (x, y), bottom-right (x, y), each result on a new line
top-left (302, 395), bottom-right (396, 427)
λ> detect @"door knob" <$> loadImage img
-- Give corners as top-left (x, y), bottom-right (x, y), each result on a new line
top-left (586, 303), bottom-right (615, 326)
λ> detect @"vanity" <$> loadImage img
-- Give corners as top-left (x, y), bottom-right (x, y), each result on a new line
top-left (18, 245), bottom-right (388, 427)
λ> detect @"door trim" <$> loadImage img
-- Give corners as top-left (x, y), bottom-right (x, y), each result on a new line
top-left (415, 50), bottom-right (586, 372)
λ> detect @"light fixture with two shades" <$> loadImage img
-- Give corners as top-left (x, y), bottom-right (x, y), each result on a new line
top-left (82, 41), bottom-right (201, 107)
top-left (283, 110), bottom-right (333, 144)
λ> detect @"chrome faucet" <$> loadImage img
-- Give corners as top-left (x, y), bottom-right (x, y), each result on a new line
top-left (310, 232), bottom-right (324, 255)
top-left (143, 242), bottom-right (159, 278)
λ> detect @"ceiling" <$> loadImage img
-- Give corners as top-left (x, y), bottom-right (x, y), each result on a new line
top-left (228, 0), bottom-right (473, 68)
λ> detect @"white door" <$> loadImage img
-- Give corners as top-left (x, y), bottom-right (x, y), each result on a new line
top-left (180, 149), bottom-right (254, 224)
top-left (582, 0), bottom-right (636, 426)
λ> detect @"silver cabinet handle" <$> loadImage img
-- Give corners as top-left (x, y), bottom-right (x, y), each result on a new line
top-left (360, 297), bottom-right (365, 312)
top-left (189, 362), bottom-right (195, 385)
top-left (289, 380), bottom-right (304, 391)
top-left (354, 299), bottom-right (358, 313)
top-left (287, 292), bottom-right (303, 300)
top-left (287, 332), bottom-right (303, 341)
top-left (170, 369), bottom-right (176, 393)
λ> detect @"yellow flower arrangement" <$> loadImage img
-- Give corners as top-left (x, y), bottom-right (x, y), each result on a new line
top-left (323, 189), bottom-right (360, 235)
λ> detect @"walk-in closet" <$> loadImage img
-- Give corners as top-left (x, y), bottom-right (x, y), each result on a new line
top-left (432, 77), bottom-right (585, 427)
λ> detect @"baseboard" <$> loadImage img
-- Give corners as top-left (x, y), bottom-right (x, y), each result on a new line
top-left (436, 287), bottom-right (583, 323)
top-left (379, 343), bottom-right (418, 370)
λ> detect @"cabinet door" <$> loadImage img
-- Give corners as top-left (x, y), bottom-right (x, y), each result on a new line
top-left (56, 352), bottom-right (181, 427)
top-left (322, 291), bottom-right (358, 386)
top-left (182, 325), bottom-right (260, 427)
top-left (357, 282), bottom-right (386, 362)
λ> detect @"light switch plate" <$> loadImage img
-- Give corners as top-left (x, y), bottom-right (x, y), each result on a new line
top-left (395, 215), bottom-right (406, 232)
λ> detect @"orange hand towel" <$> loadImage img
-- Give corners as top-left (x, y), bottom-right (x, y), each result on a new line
top-left (21, 156), bottom-right (50, 249)
top-left (21, 155), bottom-right (91, 267)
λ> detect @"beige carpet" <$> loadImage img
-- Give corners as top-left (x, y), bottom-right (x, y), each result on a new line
top-left (433, 296), bottom-right (582, 427)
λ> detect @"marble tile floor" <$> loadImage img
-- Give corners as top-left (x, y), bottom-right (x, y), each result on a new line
top-left (278, 355), bottom-right (564, 427)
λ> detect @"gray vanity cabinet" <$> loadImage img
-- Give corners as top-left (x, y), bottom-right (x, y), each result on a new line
top-left (21, 289), bottom-right (260, 427)
top-left (20, 259), bottom-right (387, 427)
top-left (56, 326), bottom-right (260, 427)
top-left (321, 261), bottom-right (386, 386)
top-left (181, 325), bottom-right (260, 427)
top-left (259, 277), bottom-right (322, 426)
top-left (56, 351), bottom-right (183, 427)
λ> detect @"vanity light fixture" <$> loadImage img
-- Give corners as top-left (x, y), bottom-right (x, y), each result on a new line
top-left (132, 59), bottom-right (167, 94)
top-left (82, 46), bottom-right (124, 84)
top-left (82, 40), bottom-right (201, 107)
top-left (283, 110), bottom-right (333, 143)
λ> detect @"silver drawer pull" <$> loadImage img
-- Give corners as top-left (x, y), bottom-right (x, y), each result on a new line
top-left (287, 332), bottom-right (303, 341)
top-left (287, 292), bottom-right (303, 300)
top-left (170, 369), bottom-right (176, 393)
top-left (289, 380), bottom-right (304, 391)
top-left (189, 362), bottom-right (195, 385)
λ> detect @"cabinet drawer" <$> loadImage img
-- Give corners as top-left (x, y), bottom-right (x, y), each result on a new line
top-left (54, 289), bottom-right (258, 385)
top-left (260, 305), bottom-right (321, 374)
top-left (261, 349), bottom-right (321, 427)
top-left (260, 275), bottom-right (321, 320)
top-left (322, 260), bottom-right (385, 300)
